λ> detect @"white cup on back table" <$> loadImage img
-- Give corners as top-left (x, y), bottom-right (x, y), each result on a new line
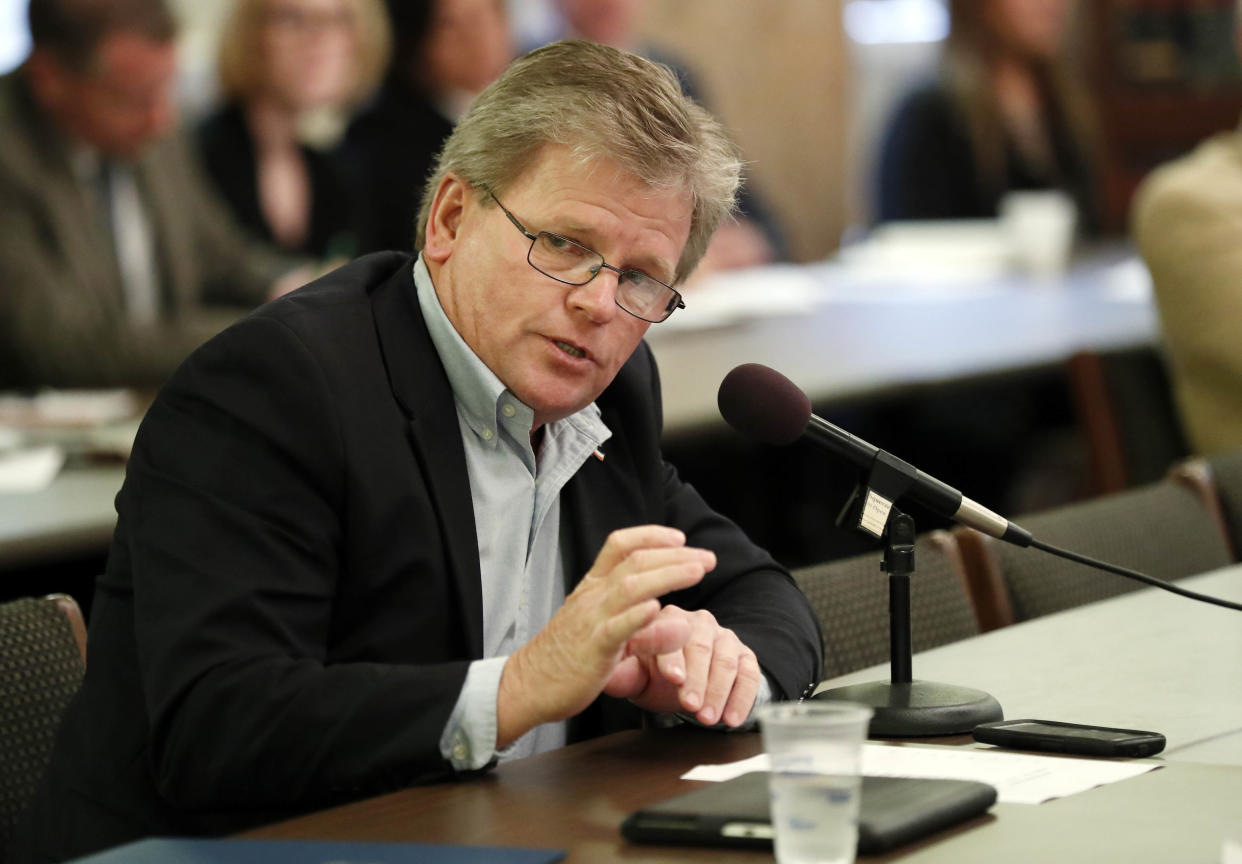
top-left (1001, 190), bottom-right (1078, 280)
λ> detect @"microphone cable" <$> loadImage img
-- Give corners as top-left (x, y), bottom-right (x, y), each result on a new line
top-left (1030, 537), bottom-right (1242, 613)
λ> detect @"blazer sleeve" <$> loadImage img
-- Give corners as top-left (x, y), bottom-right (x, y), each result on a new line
top-left (121, 312), bottom-right (470, 810)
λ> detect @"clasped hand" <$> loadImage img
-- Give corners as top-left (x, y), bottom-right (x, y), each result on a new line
top-left (497, 525), bottom-right (762, 749)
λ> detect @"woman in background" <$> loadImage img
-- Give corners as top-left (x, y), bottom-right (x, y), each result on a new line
top-left (343, 0), bottom-right (513, 254)
top-left (876, 0), bottom-right (1099, 230)
top-left (198, 0), bottom-right (390, 258)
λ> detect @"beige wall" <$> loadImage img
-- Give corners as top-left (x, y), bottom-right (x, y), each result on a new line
top-left (639, 0), bottom-right (848, 262)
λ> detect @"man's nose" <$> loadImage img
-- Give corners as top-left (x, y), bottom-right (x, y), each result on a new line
top-left (568, 270), bottom-right (620, 323)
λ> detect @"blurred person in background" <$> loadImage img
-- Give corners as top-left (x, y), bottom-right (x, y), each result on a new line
top-left (0, 0), bottom-right (308, 391)
top-left (197, 0), bottom-right (390, 259)
top-left (343, 0), bottom-right (512, 254)
top-left (1131, 2), bottom-right (1242, 457)
top-left (548, 0), bottom-right (788, 271)
top-left (875, 0), bottom-right (1099, 231)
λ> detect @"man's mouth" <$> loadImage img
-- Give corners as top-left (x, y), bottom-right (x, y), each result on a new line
top-left (554, 339), bottom-right (587, 359)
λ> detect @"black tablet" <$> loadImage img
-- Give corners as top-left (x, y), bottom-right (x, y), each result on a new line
top-left (621, 771), bottom-right (997, 855)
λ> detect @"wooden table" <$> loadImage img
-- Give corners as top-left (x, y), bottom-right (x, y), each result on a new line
top-left (244, 567), bottom-right (1242, 862)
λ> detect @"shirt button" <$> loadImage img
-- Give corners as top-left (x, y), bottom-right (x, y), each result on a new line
top-left (501, 404), bottom-right (516, 418)
top-left (453, 741), bottom-right (469, 762)
top-left (481, 427), bottom-right (494, 441)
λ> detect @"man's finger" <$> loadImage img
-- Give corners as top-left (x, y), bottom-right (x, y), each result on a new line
top-left (721, 651), bottom-right (763, 727)
top-left (626, 612), bottom-right (691, 658)
top-left (655, 649), bottom-right (686, 686)
top-left (678, 613), bottom-right (717, 714)
top-left (602, 655), bottom-right (650, 699)
top-left (590, 526), bottom-right (686, 576)
top-left (602, 598), bottom-right (662, 647)
top-left (696, 633), bottom-right (742, 726)
top-left (598, 557), bottom-right (710, 618)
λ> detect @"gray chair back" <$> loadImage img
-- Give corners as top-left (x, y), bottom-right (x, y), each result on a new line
top-left (792, 531), bottom-right (980, 680)
top-left (0, 594), bottom-right (86, 848)
top-left (970, 480), bottom-right (1231, 623)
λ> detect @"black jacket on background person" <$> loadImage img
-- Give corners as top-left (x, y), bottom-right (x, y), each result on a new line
top-left (197, 103), bottom-right (358, 259)
top-left (341, 82), bottom-right (455, 254)
top-left (876, 82), bottom-right (1097, 232)
top-left (12, 252), bottom-right (822, 862)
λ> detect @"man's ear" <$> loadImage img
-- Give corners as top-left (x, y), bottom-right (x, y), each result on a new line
top-left (422, 173), bottom-right (470, 264)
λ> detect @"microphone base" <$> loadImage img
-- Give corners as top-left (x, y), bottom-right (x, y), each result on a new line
top-left (811, 679), bottom-right (1002, 737)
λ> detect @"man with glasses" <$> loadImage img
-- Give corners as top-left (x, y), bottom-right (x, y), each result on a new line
top-left (14, 40), bottom-right (821, 862)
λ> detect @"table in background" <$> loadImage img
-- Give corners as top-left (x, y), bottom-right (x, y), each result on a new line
top-left (649, 250), bottom-right (1157, 437)
top-left (243, 567), bottom-right (1242, 862)
top-left (0, 464), bottom-right (124, 571)
top-left (0, 464), bottom-right (124, 611)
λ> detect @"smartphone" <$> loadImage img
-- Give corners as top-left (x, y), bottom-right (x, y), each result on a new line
top-left (972, 719), bottom-right (1166, 758)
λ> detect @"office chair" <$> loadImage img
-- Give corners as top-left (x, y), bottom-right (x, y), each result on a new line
top-left (792, 531), bottom-right (981, 680)
top-left (1066, 345), bottom-right (1189, 495)
top-left (0, 594), bottom-right (87, 847)
top-left (955, 474), bottom-right (1231, 626)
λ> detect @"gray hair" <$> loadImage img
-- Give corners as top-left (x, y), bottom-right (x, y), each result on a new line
top-left (414, 39), bottom-right (742, 285)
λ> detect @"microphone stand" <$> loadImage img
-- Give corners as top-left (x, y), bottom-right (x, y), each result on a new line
top-left (811, 457), bottom-right (1002, 736)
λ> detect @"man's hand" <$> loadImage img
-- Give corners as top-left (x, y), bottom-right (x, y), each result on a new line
top-left (604, 605), bottom-right (763, 728)
top-left (496, 526), bottom-right (714, 749)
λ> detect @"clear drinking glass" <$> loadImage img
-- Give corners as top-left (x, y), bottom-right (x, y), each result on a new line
top-left (758, 701), bottom-right (873, 864)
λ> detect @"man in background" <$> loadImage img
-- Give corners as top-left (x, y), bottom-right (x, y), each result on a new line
top-left (0, 0), bottom-right (304, 390)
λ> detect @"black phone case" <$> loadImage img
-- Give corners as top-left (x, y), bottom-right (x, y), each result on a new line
top-left (972, 720), bottom-right (1166, 758)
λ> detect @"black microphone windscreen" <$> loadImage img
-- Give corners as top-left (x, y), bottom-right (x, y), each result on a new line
top-left (717, 364), bottom-right (812, 446)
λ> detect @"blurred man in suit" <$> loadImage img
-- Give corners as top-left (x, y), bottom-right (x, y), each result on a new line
top-left (0, 0), bottom-right (302, 390)
top-left (12, 40), bottom-right (821, 861)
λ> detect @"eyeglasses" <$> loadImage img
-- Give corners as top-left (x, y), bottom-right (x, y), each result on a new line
top-left (487, 191), bottom-right (685, 324)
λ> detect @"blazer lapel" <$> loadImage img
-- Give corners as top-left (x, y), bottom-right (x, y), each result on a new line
top-left (370, 260), bottom-right (485, 658)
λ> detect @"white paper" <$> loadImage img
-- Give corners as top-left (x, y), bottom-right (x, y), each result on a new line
top-left (859, 490), bottom-right (893, 537)
top-left (0, 389), bottom-right (139, 427)
top-left (680, 743), bottom-right (1159, 805)
top-left (0, 445), bottom-right (66, 493)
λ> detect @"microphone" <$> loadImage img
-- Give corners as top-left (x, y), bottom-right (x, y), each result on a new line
top-left (717, 363), bottom-right (1032, 547)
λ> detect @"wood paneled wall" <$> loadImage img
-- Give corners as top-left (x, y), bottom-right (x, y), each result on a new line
top-left (639, 1), bottom-right (849, 262)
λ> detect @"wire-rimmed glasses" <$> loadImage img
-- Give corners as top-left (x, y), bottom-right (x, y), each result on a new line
top-left (487, 190), bottom-right (685, 324)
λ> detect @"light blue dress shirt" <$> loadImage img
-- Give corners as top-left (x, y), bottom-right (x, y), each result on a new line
top-left (414, 256), bottom-right (771, 772)
top-left (415, 257), bottom-right (610, 769)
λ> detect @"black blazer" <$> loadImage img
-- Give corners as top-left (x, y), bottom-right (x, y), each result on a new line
top-left (875, 82), bottom-right (1098, 232)
top-left (15, 253), bottom-right (821, 862)
top-left (340, 81), bottom-right (455, 254)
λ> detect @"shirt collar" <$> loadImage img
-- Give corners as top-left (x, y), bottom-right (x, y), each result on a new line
top-left (412, 255), bottom-right (611, 451)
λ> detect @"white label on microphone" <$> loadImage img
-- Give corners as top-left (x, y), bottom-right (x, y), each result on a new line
top-left (860, 490), bottom-right (894, 538)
